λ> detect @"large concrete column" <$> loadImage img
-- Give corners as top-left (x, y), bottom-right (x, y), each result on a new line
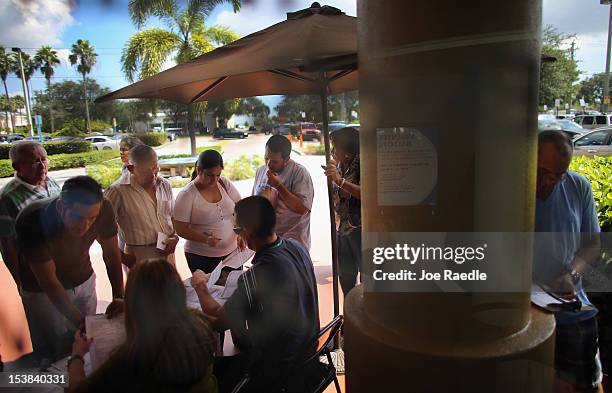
top-left (345, 1), bottom-right (555, 392)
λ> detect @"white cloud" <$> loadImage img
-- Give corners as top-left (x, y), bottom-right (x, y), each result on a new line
top-left (214, 0), bottom-right (356, 37)
top-left (0, 0), bottom-right (74, 52)
top-left (56, 48), bottom-right (71, 65)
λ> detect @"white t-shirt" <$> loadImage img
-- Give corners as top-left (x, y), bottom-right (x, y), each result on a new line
top-left (173, 178), bottom-right (242, 257)
top-left (252, 159), bottom-right (314, 249)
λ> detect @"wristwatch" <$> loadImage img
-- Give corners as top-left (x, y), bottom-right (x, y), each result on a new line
top-left (565, 265), bottom-right (582, 284)
top-left (67, 354), bottom-right (85, 368)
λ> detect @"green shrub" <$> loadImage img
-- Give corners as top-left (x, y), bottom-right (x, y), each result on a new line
top-left (168, 177), bottom-right (191, 188)
top-left (0, 160), bottom-right (13, 177)
top-left (570, 155), bottom-right (612, 232)
top-left (85, 160), bottom-right (123, 188)
top-left (224, 155), bottom-right (264, 181)
top-left (303, 142), bottom-right (326, 155)
top-left (0, 140), bottom-right (92, 159)
top-left (131, 132), bottom-right (167, 147)
top-left (55, 120), bottom-right (86, 137)
top-left (90, 120), bottom-right (112, 132)
top-left (49, 150), bottom-right (119, 171)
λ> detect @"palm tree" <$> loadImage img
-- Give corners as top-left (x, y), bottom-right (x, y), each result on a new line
top-left (0, 47), bottom-right (15, 131)
top-left (69, 39), bottom-right (97, 132)
top-left (34, 46), bottom-right (61, 132)
top-left (12, 52), bottom-right (38, 118)
top-left (122, 0), bottom-right (241, 155)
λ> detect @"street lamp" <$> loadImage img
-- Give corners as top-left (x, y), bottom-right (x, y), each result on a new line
top-left (602, 0), bottom-right (612, 113)
top-left (11, 47), bottom-right (34, 136)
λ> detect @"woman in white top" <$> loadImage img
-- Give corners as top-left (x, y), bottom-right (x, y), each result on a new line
top-left (173, 150), bottom-right (243, 273)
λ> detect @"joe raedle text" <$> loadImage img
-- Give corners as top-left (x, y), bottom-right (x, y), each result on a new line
top-left (371, 244), bottom-right (488, 283)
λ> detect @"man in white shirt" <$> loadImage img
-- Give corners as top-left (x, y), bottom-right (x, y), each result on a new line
top-left (252, 135), bottom-right (314, 250)
top-left (105, 145), bottom-right (178, 265)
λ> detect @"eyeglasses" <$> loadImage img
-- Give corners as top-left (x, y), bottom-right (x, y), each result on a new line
top-left (233, 226), bottom-right (243, 235)
top-left (27, 158), bottom-right (48, 168)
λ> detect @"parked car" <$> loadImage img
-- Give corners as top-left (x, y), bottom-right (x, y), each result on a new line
top-left (346, 123), bottom-right (360, 131)
top-left (556, 114), bottom-right (575, 121)
top-left (248, 126), bottom-right (257, 132)
top-left (26, 135), bottom-right (53, 142)
top-left (4, 133), bottom-right (25, 143)
top-left (557, 120), bottom-right (585, 139)
top-left (212, 128), bottom-right (249, 139)
top-left (575, 114), bottom-right (612, 130)
top-left (538, 114), bottom-right (562, 132)
top-left (164, 127), bottom-right (182, 141)
top-left (573, 127), bottom-right (612, 157)
top-left (51, 136), bottom-right (84, 142)
top-left (298, 122), bottom-right (321, 141)
top-left (328, 122), bottom-right (347, 132)
top-left (271, 124), bottom-right (293, 136)
top-left (85, 136), bottom-right (120, 150)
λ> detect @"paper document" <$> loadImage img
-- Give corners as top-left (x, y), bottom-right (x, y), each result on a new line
top-left (85, 314), bottom-right (126, 370)
top-left (199, 248), bottom-right (255, 305)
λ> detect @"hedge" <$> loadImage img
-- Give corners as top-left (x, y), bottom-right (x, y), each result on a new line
top-left (0, 140), bottom-right (92, 159)
top-left (0, 150), bottom-right (119, 178)
top-left (130, 132), bottom-right (167, 147)
top-left (569, 155), bottom-right (612, 232)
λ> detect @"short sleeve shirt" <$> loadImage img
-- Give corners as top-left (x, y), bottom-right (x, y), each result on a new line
top-left (224, 237), bottom-right (319, 362)
top-left (16, 197), bottom-right (118, 292)
top-left (534, 171), bottom-right (600, 324)
top-left (173, 178), bottom-right (241, 257)
top-left (0, 175), bottom-right (61, 238)
top-left (252, 160), bottom-right (314, 249)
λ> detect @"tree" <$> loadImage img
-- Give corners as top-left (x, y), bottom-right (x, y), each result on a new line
top-left (69, 39), bottom-right (98, 132)
top-left (539, 25), bottom-right (580, 108)
top-left (236, 97), bottom-right (270, 126)
top-left (122, 0), bottom-right (241, 155)
top-left (34, 46), bottom-right (61, 132)
top-left (0, 47), bottom-right (15, 131)
top-left (12, 52), bottom-right (38, 113)
top-left (576, 73), bottom-right (606, 108)
top-left (0, 95), bottom-right (25, 112)
top-left (32, 79), bottom-right (115, 132)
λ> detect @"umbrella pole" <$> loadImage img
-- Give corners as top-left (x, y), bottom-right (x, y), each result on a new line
top-left (319, 79), bottom-right (341, 348)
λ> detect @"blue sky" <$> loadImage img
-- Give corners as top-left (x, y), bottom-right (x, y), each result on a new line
top-left (0, 0), bottom-right (610, 111)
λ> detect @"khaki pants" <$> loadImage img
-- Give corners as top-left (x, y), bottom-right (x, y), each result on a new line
top-left (124, 244), bottom-right (176, 266)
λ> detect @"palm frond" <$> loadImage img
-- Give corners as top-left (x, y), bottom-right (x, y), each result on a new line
top-left (187, 0), bottom-right (241, 18)
top-left (121, 28), bottom-right (181, 82)
top-left (190, 34), bottom-right (214, 57)
top-left (33, 46), bottom-right (60, 81)
top-left (205, 25), bottom-right (240, 46)
top-left (70, 39), bottom-right (98, 77)
top-left (128, 0), bottom-right (177, 28)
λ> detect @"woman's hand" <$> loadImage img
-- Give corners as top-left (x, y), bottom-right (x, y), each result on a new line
top-left (72, 330), bottom-right (93, 357)
top-left (192, 269), bottom-right (211, 293)
top-left (323, 158), bottom-right (341, 184)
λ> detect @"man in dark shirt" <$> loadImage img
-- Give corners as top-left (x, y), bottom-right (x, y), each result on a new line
top-left (16, 176), bottom-right (124, 363)
top-left (193, 196), bottom-right (319, 392)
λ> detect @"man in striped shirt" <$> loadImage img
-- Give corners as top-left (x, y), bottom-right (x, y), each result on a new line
top-left (0, 141), bottom-right (60, 286)
top-left (105, 144), bottom-right (178, 265)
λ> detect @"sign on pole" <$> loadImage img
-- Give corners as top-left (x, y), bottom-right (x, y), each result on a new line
top-left (35, 114), bottom-right (43, 142)
top-left (554, 99), bottom-right (561, 107)
top-left (579, 98), bottom-right (586, 107)
top-left (112, 117), bottom-right (117, 136)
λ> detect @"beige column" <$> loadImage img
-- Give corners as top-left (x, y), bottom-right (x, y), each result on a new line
top-left (345, 1), bottom-right (555, 392)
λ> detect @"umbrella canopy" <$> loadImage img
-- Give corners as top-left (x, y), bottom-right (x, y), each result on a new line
top-left (96, 3), bottom-right (357, 104)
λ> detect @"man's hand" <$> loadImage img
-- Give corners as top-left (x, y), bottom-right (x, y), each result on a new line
top-left (266, 170), bottom-right (282, 188)
top-left (192, 270), bottom-right (211, 294)
top-left (105, 299), bottom-right (125, 319)
top-left (162, 235), bottom-right (179, 255)
top-left (551, 273), bottom-right (577, 300)
top-left (71, 329), bottom-right (93, 357)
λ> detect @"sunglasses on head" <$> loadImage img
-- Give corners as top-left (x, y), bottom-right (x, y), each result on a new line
top-left (233, 226), bottom-right (243, 235)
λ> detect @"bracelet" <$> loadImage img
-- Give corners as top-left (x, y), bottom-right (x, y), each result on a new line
top-left (67, 354), bottom-right (85, 368)
top-left (339, 178), bottom-right (346, 189)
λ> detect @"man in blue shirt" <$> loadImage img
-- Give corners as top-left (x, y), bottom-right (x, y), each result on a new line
top-left (193, 196), bottom-right (319, 392)
top-left (534, 131), bottom-right (602, 392)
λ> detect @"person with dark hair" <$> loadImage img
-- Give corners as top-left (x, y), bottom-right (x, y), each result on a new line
top-left (533, 130), bottom-right (602, 392)
top-left (67, 259), bottom-right (218, 393)
top-left (15, 175), bottom-right (124, 364)
top-left (193, 196), bottom-right (319, 392)
top-left (105, 145), bottom-right (178, 266)
top-left (252, 135), bottom-right (314, 249)
top-left (0, 141), bottom-right (60, 286)
top-left (323, 127), bottom-right (362, 297)
top-left (174, 150), bottom-right (243, 273)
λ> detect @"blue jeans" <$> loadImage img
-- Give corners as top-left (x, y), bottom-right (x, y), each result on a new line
top-left (338, 229), bottom-right (362, 297)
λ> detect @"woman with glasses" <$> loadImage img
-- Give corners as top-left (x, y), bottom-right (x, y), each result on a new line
top-left (322, 127), bottom-right (362, 297)
top-left (174, 150), bottom-right (244, 273)
top-left (68, 259), bottom-right (218, 393)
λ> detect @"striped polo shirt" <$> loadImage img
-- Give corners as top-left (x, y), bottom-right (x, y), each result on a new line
top-left (104, 174), bottom-right (174, 246)
top-left (0, 175), bottom-right (61, 238)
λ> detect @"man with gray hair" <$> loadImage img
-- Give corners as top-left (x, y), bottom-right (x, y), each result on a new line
top-left (105, 144), bottom-right (178, 265)
top-left (534, 130), bottom-right (602, 392)
top-left (0, 141), bottom-right (60, 285)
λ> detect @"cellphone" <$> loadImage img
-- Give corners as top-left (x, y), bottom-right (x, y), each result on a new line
top-left (321, 165), bottom-right (326, 169)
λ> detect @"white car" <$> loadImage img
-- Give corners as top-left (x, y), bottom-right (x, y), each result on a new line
top-left (85, 136), bottom-right (119, 150)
